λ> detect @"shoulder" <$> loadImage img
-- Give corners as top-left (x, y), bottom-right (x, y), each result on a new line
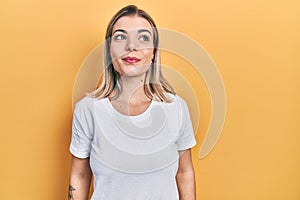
top-left (76, 95), bottom-right (96, 105)
top-left (74, 95), bottom-right (109, 116)
top-left (74, 95), bottom-right (94, 108)
top-left (160, 93), bottom-right (189, 116)
top-left (165, 93), bottom-right (188, 107)
top-left (73, 95), bottom-right (100, 115)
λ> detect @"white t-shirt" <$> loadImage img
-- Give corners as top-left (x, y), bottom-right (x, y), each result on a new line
top-left (69, 93), bottom-right (197, 200)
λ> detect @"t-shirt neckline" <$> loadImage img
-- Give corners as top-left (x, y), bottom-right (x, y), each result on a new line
top-left (105, 97), bottom-right (154, 120)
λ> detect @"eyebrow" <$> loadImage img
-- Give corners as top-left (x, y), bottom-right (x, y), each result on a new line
top-left (113, 29), bottom-right (127, 35)
top-left (112, 29), bottom-right (152, 35)
top-left (138, 29), bottom-right (152, 35)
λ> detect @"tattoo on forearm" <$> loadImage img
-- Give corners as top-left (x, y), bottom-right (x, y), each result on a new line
top-left (68, 185), bottom-right (76, 200)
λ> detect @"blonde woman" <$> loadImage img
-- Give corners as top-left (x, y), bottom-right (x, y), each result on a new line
top-left (69, 5), bottom-right (197, 200)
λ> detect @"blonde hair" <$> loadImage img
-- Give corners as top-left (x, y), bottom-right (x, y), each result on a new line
top-left (86, 5), bottom-right (175, 102)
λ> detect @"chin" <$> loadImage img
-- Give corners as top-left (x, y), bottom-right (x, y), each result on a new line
top-left (122, 66), bottom-right (150, 77)
top-left (123, 71), bottom-right (147, 78)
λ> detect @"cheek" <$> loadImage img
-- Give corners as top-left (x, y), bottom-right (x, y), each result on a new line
top-left (142, 48), bottom-right (154, 63)
top-left (110, 43), bottom-right (126, 60)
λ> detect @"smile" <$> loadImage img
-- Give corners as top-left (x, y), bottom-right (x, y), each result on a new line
top-left (122, 56), bottom-right (141, 64)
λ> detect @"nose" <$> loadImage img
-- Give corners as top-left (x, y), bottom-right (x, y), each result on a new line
top-left (125, 39), bottom-right (137, 51)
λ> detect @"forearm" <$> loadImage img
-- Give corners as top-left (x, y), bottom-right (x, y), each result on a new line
top-left (176, 171), bottom-right (196, 200)
top-left (69, 172), bottom-right (92, 200)
top-left (69, 156), bottom-right (93, 200)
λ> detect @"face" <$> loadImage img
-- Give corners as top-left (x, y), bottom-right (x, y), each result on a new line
top-left (110, 16), bottom-right (154, 77)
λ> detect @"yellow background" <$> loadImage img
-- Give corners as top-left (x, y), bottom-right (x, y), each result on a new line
top-left (1, 0), bottom-right (299, 199)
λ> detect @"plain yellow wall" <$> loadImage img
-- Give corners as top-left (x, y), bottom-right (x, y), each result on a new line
top-left (1, 0), bottom-right (299, 199)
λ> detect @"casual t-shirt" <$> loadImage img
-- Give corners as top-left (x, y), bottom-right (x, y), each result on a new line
top-left (69, 93), bottom-right (197, 200)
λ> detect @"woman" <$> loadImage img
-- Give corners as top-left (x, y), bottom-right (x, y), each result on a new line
top-left (69, 5), bottom-right (197, 200)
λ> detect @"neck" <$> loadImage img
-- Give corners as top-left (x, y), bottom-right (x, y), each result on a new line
top-left (113, 73), bottom-right (150, 104)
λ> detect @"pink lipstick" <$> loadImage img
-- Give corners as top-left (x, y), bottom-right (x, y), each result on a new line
top-left (123, 56), bottom-right (141, 64)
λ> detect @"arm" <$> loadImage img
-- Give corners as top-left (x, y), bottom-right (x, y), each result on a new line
top-left (176, 149), bottom-right (196, 200)
top-left (69, 155), bottom-right (92, 200)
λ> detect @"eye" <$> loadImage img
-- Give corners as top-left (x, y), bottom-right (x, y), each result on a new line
top-left (139, 35), bottom-right (150, 42)
top-left (114, 34), bottom-right (126, 40)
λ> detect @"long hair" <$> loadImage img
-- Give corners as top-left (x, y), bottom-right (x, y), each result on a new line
top-left (86, 5), bottom-right (175, 102)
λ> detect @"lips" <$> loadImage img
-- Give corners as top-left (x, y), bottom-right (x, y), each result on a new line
top-left (122, 56), bottom-right (141, 64)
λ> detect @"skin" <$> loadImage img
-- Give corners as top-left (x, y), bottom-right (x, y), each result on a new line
top-left (68, 15), bottom-right (196, 200)
top-left (110, 16), bottom-right (154, 77)
top-left (109, 15), bottom-right (155, 116)
top-left (69, 156), bottom-right (92, 200)
top-left (176, 149), bottom-right (197, 200)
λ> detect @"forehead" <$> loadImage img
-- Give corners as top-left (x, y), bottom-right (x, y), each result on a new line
top-left (112, 16), bottom-right (153, 33)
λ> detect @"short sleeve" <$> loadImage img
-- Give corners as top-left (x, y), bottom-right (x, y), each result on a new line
top-left (175, 97), bottom-right (197, 151)
top-left (69, 97), bottom-right (94, 158)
